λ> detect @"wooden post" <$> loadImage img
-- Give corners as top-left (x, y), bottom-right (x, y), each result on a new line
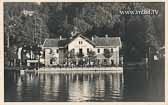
top-left (148, 47), bottom-right (151, 66)
top-left (145, 50), bottom-right (148, 69)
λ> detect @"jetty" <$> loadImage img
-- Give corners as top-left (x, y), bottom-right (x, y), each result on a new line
top-left (5, 66), bottom-right (123, 73)
top-left (36, 66), bottom-right (123, 73)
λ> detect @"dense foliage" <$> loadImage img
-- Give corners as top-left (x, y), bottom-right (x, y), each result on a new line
top-left (4, 2), bottom-right (164, 61)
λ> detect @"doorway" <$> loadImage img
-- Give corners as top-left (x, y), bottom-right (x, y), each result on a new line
top-left (79, 48), bottom-right (83, 54)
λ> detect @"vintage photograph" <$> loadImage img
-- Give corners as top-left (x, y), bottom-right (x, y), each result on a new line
top-left (4, 2), bottom-right (165, 102)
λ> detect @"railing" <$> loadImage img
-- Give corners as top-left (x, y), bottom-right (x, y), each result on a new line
top-left (39, 66), bottom-right (123, 71)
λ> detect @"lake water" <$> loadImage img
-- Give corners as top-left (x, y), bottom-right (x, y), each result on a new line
top-left (4, 61), bottom-right (164, 102)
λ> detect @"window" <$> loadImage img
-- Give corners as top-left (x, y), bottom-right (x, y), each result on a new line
top-left (79, 48), bottom-right (83, 54)
top-left (50, 59), bottom-right (53, 64)
top-left (104, 59), bottom-right (107, 63)
top-left (87, 48), bottom-right (89, 53)
top-left (79, 41), bottom-right (83, 44)
top-left (56, 49), bottom-right (59, 53)
top-left (111, 48), bottom-right (113, 53)
top-left (97, 49), bottom-right (100, 53)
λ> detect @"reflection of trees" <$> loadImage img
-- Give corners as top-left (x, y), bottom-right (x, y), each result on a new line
top-left (10, 72), bottom-right (124, 101)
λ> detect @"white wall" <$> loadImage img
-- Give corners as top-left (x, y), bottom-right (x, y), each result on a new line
top-left (44, 47), bottom-right (59, 66)
top-left (94, 47), bottom-right (104, 54)
top-left (44, 37), bottom-right (121, 65)
top-left (94, 46), bottom-right (120, 65)
top-left (94, 47), bottom-right (118, 55)
top-left (68, 36), bottom-right (94, 56)
top-left (110, 47), bottom-right (120, 65)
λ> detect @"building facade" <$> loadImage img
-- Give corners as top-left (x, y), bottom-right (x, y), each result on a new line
top-left (43, 33), bottom-right (122, 67)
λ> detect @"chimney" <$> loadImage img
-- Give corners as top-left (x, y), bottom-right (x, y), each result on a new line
top-left (105, 34), bottom-right (108, 38)
top-left (91, 36), bottom-right (94, 41)
top-left (59, 35), bottom-right (62, 40)
top-left (71, 31), bottom-right (75, 37)
top-left (94, 35), bottom-right (98, 38)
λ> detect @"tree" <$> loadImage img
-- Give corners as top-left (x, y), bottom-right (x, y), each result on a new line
top-left (103, 49), bottom-right (112, 65)
top-left (4, 3), bottom-right (50, 67)
top-left (64, 49), bottom-right (77, 66)
top-left (76, 52), bottom-right (84, 59)
top-left (76, 52), bottom-right (84, 66)
top-left (4, 2), bottom-right (164, 65)
top-left (68, 49), bottom-right (76, 65)
top-left (87, 50), bottom-right (95, 65)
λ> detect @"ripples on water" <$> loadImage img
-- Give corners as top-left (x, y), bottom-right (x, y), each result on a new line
top-left (5, 71), bottom-right (124, 102)
top-left (5, 61), bottom-right (164, 102)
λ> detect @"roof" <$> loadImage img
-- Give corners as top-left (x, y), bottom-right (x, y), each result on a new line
top-left (65, 33), bottom-right (95, 47)
top-left (58, 39), bottom-right (68, 47)
top-left (93, 37), bottom-right (121, 47)
top-left (43, 35), bottom-right (122, 48)
top-left (43, 38), bottom-right (68, 47)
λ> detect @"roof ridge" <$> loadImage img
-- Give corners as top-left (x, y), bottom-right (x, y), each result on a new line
top-left (46, 38), bottom-right (67, 40)
top-left (43, 35), bottom-right (121, 48)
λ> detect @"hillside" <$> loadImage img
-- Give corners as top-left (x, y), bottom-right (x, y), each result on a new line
top-left (4, 2), bottom-right (165, 61)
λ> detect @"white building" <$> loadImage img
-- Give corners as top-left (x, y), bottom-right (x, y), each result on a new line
top-left (43, 33), bottom-right (122, 67)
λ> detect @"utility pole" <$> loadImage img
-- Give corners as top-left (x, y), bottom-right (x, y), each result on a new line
top-left (6, 27), bottom-right (11, 66)
top-left (34, 14), bottom-right (36, 44)
top-left (39, 17), bottom-right (42, 45)
top-left (148, 47), bottom-right (151, 66)
top-left (7, 27), bottom-right (10, 49)
top-left (145, 46), bottom-right (151, 69)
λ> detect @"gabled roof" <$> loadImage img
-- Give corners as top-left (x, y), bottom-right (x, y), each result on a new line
top-left (58, 39), bottom-right (68, 47)
top-left (43, 38), bottom-right (67, 48)
top-left (65, 33), bottom-right (95, 47)
top-left (93, 37), bottom-right (122, 47)
top-left (43, 34), bottom-right (122, 48)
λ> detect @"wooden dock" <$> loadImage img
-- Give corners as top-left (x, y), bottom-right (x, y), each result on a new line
top-left (37, 67), bottom-right (123, 73)
top-left (5, 66), bottom-right (123, 74)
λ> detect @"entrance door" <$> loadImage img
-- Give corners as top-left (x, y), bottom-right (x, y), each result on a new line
top-left (79, 48), bottom-right (83, 54)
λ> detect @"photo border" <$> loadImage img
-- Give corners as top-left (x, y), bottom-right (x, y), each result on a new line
top-left (0, 0), bottom-right (167, 105)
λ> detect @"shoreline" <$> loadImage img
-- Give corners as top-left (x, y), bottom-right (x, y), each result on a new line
top-left (37, 67), bottom-right (123, 73)
top-left (5, 67), bottom-right (123, 73)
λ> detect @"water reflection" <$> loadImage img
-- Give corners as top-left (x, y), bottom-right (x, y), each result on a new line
top-left (5, 61), bottom-right (164, 102)
top-left (5, 71), bottom-right (124, 102)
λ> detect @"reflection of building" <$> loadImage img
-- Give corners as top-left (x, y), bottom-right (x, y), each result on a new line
top-left (95, 78), bottom-right (105, 97)
top-left (13, 72), bottom-right (123, 101)
top-left (68, 74), bottom-right (95, 101)
top-left (67, 73), bottom-right (123, 101)
top-left (110, 73), bottom-right (123, 99)
top-left (43, 33), bottom-right (122, 67)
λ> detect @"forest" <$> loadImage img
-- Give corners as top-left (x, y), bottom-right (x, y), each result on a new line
top-left (4, 2), bottom-right (165, 62)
